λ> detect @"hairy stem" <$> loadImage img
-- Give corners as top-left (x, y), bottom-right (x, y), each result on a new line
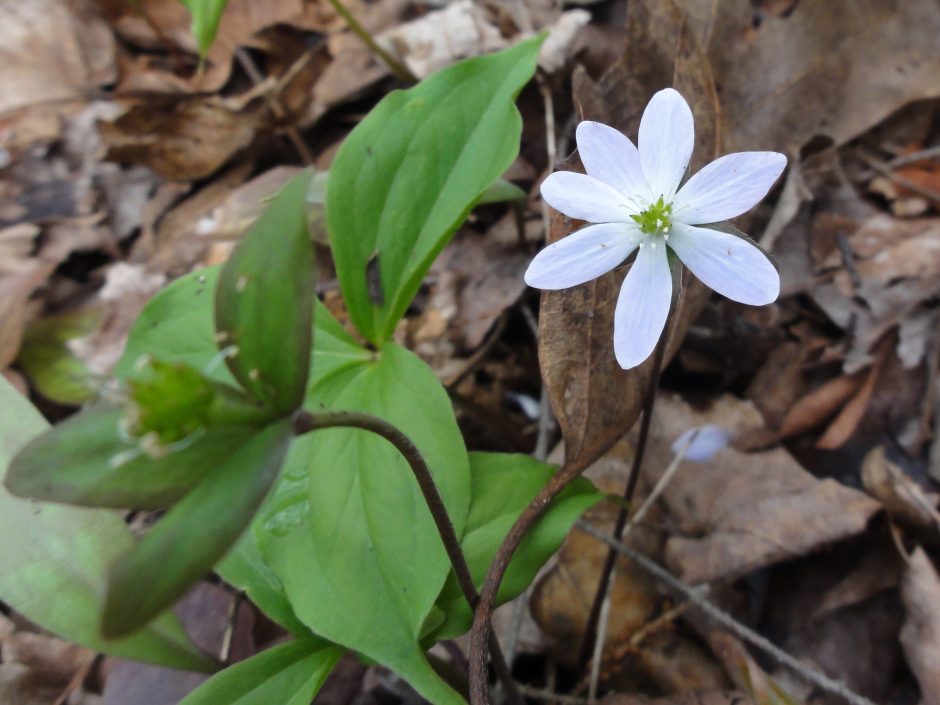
top-left (292, 409), bottom-right (521, 705)
top-left (326, 0), bottom-right (416, 83)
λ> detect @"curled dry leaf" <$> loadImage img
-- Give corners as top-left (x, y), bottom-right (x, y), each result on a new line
top-left (900, 548), bottom-right (940, 705)
top-left (538, 0), bottom-right (715, 471)
top-left (862, 446), bottom-right (940, 531)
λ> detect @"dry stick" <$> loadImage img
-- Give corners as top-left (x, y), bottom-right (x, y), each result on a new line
top-left (326, 0), bottom-right (416, 83)
top-left (575, 321), bottom-right (671, 669)
top-left (858, 148), bottom-right (940, 203)
top-left (293, 410), bottom-right (522, 705)
top-left (574, 522), bottom-right (880, 705)
top-left (234, 48), bottom-right (315, 165)
top-left (583, 433), bottom-right (695, 701)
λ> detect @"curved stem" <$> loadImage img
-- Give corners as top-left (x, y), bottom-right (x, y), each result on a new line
top-left (468, 314), bottom-right (674, 705)
top-left (292, 410), bottom-right (521, 705)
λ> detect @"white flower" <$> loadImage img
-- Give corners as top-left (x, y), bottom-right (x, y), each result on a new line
top-left (525, 88), bottom-right (785, 369)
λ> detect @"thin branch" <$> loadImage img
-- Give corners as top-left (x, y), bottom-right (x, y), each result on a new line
top-left (576, 317), bottom-right (671, 668)
top-left (573, 521), bottom-right (880, 705)
top-left (326, 0), bottom-right (416, 83)
top-left (857, 149), bottom-right (940, 203)
top-left (293, 410), bottom-right (522, 705)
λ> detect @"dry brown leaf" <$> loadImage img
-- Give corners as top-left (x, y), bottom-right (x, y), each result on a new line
top-left (901, 548), bottom-right (940, 705)
top-left (108, 0), bottom-right (349, 94)
top-left (815, 357), bottom-right (881, 449)
top-left (539, 0), bottom-right (716, 471)
top-left (777, 372), bottom-right (864, 441)
top-left (98, 91), bottom-right (270, 181)
top-left (862, 446), bottom-right (940, 531)
top-left (637, 394), bottom-right (881, 584)
top-left (0, 0), bottom-right (115, 116)
top-left (685, 0), bottom-right (940, 155)
top-left (811, 215), bottom-right (940, 373)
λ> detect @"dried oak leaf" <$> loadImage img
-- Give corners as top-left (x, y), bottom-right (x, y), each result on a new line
top-left (640, 393), bottom-right (880, 584)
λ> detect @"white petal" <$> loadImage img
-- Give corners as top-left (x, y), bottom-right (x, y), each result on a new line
top-left (672, 152), bottom-right (787, 224)
top-left (614, 240), bottom-right (673, 369)
top-left (672, 424), bottom-right (732, 462)
top-left (669, 224), bottom-right (779, 305)
top-left (576, 121), bottom-right (649, 210)
top-left (540, 171), bottom-right (630, 223)
top-left (638, 88), bottom-right (694, 202)
top-left (524, 223), bottom-right (642, 290)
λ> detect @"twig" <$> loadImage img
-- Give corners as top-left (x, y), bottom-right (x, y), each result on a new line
top-left (234, 48), bottom-right (314, 165)
top-left (587, 589), bottom-right (611, 703)
top-left (293, 410), bottom-right (522, 705)
top-left (576, 318), bottom-right (671, 668)
top-left (446, 313), bottom-right (508, 390)
top-left (886, 145), bottom-right (940, 168)
top-left (574, 521), bottom-right (880, 705)
top-left (326, 0), bottom-right (416, 83)
top-left (857, 149), bottom-right (940, 203)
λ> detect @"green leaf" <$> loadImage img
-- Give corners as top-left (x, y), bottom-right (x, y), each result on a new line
top-left (6, 405), bottom-right (262, 510)
top-left (180, 0), bottom-right (229, 58)
top-left (327, 37), bottom-right (543, 345)
top-left (258, 342), bottom-right (471, 705)
top-left (178, 638), bottom-right (342, 705)
top-left (103, 420), bottom-right (293, 638)
top-left (115, 269), bottom-right (222, 380)
top-left (0, 377), bottom-right (214, 672)
top-left (217, 529), bottom-right (308, 636)
top-left (216, 172), bottom-right (314, 413)
top-left (117, 267), bottom-right (370, 388)
top-left (476, 179), bottom-right (526, 205)
top-left (17, 308), bottom-right (101, 405)
top-left (425, 452), bottom-right (603, 643)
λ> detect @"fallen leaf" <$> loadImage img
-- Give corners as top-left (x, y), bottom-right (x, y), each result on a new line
top-left (538, 0), bottom-right (716, 471)
top-left (862, 446), bottom-right (940, 531)
top-left (98, 91), bottom-right (270, 181)
top-left (777, 372), bottom-right (864, 441)
top-left (637, 393), bottom-right (881, 584)
top-left (900, 548), bottom-right (940, 705)
top-left (0, 0), bottom-right (115, 116)
top-left (686, 0), bottom-right (940, 154)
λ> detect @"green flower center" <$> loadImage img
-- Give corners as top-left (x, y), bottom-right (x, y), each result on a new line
top-left (631, 196), bottom-right (673, 236)
top-left (126, 359), bottom-right (216, 445)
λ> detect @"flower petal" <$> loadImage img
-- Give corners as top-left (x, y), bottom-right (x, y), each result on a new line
top-left (669, 223), bottom-right (780, 305)
top-left (614, 240), bottom-right (672, 369)
top-left (540, 171), bottom-right (631, 223)
top-left (576, 121), bottom-right (649, 210)
top-left (672, 151), bottom-right (787, 224)
top-left (524, 222), bottom-right (642, 290)
top-left (638, 88), bottom-right (694, 202)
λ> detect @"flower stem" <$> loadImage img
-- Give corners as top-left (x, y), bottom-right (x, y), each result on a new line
top-left (326, 0), bottom-right (416, 83)
top-left (574, 316), bottom-right (671, 670)
top-left (292, 409), bottom-right (521, 705)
